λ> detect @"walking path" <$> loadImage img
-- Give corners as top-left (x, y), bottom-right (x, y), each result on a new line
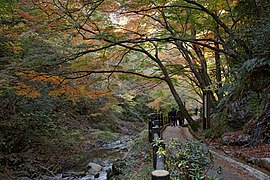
top-left (161, 122), bottom-right (270, 180)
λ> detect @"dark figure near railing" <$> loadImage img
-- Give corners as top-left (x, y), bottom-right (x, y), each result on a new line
top-left (177, 110), bottom-right (184, 126)
top-left (168, 111), bottom-right (171, 125)
top-left (194, 107), bottom-right (198, 116)
top-left (158, 112), bottom-right (163, 127)
top-left (170, 108), bottom-right (177, 127)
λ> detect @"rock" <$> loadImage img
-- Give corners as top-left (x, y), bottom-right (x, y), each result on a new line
top-left (221, 131), bottom-right (251, 146)
top-left (111, 160), bottom-right (126, 175)
top-left (244, 157), bottom-right (270, 171)
top-left (245, 156), bottom-right (258, 164)
top-left (120, 147), bottom-right (128, 152)
top-left (86, 162), bottom-right (102, 175)
top-left (94, 173), bottom-right (100, 178)
top-left (259, 158), bottom-right (270, 171)
top-left (86, 144), bottom-right (96, 151)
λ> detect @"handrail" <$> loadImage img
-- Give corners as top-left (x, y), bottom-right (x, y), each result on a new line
top-left (148, 113), bottom-right (170, 179)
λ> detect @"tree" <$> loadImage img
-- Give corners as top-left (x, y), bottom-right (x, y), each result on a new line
top-left (14, 0), bottom-right (255, 131)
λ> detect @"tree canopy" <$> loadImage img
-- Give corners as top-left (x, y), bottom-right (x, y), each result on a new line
top-left (1, 0), bottom-right (270, 178)
top-left (1, 0), bottom-right (269, 130)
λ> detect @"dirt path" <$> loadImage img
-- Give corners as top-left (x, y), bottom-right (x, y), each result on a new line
top-left (162, 126), bottom-right (193, 143)
top-left (162, 124), bottom-right (270, 180)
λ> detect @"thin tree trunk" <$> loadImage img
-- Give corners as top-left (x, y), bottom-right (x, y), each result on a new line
top-left (154, 56), bottom-right (198, 131)
top-left (165, 77), bottom-right (198, 131)
top-left (215, 41), bottom-right (223, 100)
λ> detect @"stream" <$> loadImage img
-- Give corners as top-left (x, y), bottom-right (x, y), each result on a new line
top-left (45, 135), bottom-right (134, 180)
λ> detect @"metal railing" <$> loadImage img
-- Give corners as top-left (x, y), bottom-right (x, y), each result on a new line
top-left (148, 113), bottom-right (170, 179)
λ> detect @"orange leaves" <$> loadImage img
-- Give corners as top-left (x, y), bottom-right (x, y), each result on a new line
top-left (147, 96), bottom-right (164, 109)
top-left (49, 85), bottom-right (82, 99)
top-left (6, 42), bottom-right (23, 54)
top-left (99, 0), bottom-right (121, 12)
top-left (17, 9), bottom-right (38, 23)
top-left (16, 71), bottom-right (63, 84)
top-left (15, 82), bottom-right (41, 98)
top-left (87, 90), bottom-right (109, 99)
top-left (49, 85), bottom-right (110, 101)
top-left (14, 71), bottom-right (62, 98)
top-left (15, 70), bottom-right (111, 100)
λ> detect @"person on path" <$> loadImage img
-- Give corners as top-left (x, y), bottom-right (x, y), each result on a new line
top-left (194, 107), bottom-right (198, 116)
top-left (168, 110), bottom-right (172, 125)
top-left (177, 110), bottom-right (184, 126)
top-left (171, 108), bottom-right (177, 127)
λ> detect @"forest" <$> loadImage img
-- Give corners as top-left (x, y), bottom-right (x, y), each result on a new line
top-left (0, 0), bottom-right (270, 179)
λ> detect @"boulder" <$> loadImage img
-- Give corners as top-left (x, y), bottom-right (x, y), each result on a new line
top-left (111, 160), bottom-right (126, 175)
top-left (221, 131), bottom-right (251, 146)
top-left (86, 162), bottom-right (102, 175)
top-left (259, 158), bottom-right (270, 171)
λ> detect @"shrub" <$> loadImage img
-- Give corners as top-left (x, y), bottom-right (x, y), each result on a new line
top-left (165, 140), bottom-right (212, 180)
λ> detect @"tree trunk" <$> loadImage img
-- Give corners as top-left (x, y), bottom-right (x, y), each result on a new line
top-left (165, 77), bottom-right (198, 131)
top-left (215, 41), bottom-right (223, 100)
top-left (154, 56), bottom-right (198, 131)
top-left (174, 40), bottom-right (217, 108)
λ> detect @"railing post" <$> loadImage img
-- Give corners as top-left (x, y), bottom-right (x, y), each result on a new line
top-left (160, 113), bottom-right (163, 128)
top-left (203, 90), bottom-right (210, 129)
top-left (149, 112), bottom-right (170, 179)
top-left (155, 142), bottom-right (165, 170)
top-left (149, 116), bottom-right (153, 142)
top-left (151, 170), bottom-right (170, 180)
top-left (153, 140), bottom-right (158, 169)
top-left (152, 122), bottom-right (160, 169)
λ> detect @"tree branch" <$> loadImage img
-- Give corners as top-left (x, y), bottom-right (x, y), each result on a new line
top-left (184, 0), bottom-right (232, 34)
top-left (61, 70), bottom-right (166, 82)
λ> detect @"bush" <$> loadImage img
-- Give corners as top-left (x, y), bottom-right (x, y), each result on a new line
top-left (165, 140), bottom-right (212, 180)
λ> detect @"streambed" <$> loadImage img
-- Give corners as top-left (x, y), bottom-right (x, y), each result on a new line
top-left (50, 135), bottom-right (133, 180)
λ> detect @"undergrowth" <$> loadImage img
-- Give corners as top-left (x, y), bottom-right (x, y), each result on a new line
top-left (116, 130), bottom-right (153, 179)
top-left (165, 140), bottom-right (213, 180)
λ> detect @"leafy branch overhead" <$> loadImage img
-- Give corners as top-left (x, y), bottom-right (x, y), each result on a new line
top-left (1, 0), bottom-right (270, 178)
top-left (2, 0), bottom-right (270, 131)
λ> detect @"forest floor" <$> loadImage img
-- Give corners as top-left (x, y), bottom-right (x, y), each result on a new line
top-left (162, 121), bottom-right (270, 179)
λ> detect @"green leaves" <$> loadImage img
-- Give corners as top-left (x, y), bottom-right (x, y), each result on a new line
top-left (0, 0), bottom-right (16, 14)
top-left (166, 140), bottom-right (211, 179)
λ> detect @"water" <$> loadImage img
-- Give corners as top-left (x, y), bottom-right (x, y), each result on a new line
top-left (53, 136), bottom-right (133, 180)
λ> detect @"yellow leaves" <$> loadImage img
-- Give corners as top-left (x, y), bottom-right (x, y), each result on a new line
top-left (157, 146), bottom-right (166, 156)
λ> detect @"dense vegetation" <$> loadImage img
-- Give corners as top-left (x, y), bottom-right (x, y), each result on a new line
top-left (0, 0), bottom-right (270, 178)
top-left (0, 85), bottom-right (153, 178)
top-left (209, 0), bottom-right (270, 143)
